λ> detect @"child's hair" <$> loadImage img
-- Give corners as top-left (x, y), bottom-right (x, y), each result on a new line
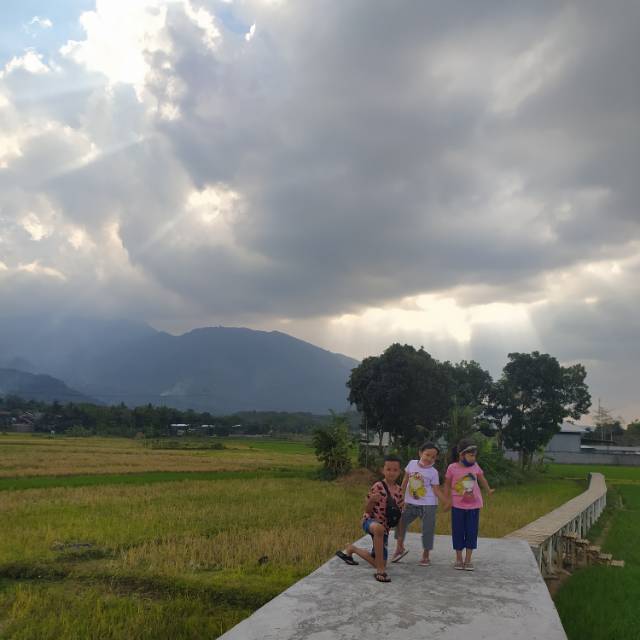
top-left (451, 438), bottom-right (476, 462)
top-left (383, 455), bottom-right (402, 465)
top-left (419, 441), bottom-right (439, 454)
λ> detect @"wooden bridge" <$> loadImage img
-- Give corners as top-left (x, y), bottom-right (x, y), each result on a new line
top-left (506, 472), bottom-right (608, 576)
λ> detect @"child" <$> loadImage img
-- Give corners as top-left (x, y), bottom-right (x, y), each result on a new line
top-left (335, 455), bottom-right (404, 582)
top-left (391, 441), bottom-right (449, 566)
top-left (444, 438), bottom-right (494, 571)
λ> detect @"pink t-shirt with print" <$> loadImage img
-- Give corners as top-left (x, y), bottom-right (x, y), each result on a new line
top-left (445, 462), bottom-right (484, 510)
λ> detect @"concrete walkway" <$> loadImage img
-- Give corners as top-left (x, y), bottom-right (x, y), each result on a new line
top-left (218, 533), bottom-right (567, 640)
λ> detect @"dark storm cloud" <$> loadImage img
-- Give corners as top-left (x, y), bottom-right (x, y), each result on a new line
top-left (112, 0), bottom-right (636, 318)
top-left (1, 0), bottom-right (640, 417)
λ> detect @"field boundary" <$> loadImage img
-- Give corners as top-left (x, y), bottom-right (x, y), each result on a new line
top-left (505, 473), bottom-right (607, 576)
top-left (0, 468), bottom-right (314, 491)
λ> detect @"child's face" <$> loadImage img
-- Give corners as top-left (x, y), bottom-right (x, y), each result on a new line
top-left (382, 461), bottom-right (401, 482)
top-left (461, 451), bottom-right (477, 465)
top-left (419, 448), bottom-right (437, 466)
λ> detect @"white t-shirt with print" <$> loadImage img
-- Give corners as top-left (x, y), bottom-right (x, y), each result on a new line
top-left (403, 460), bottom-right (440, 506)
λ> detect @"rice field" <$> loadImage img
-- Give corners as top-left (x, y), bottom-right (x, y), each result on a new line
top-left (0, 435), bottom-right (314, 478)
top-left (552, 465), bottom-right (640, 640)
top-left (0, 434), bottom-right (585, 639)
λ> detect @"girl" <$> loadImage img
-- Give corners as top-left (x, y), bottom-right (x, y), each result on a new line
top-left (391, 442), bottom-right (449, 566)
top-left (444, 438), bottom-right (494, 571)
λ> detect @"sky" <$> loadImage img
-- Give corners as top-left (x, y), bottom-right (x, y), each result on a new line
top-left (1, 1), bottom-right (639, 423)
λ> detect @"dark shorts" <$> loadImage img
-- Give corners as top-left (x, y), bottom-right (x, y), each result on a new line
top-left (451, 507), bottom-right (480, 550)
top-left (362, 518), bottom-right (389, 560)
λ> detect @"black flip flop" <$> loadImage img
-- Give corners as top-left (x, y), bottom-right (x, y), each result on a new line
top-left (335, 550), bottom-right (359, 565)
top-left (374, 572), bottom-right (391, 582)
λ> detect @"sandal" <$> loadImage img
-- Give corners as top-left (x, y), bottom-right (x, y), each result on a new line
top-left (463, 562), bottom-right (475, 571)
top-left (374, 572), bottom-right (391, 583)
top-left (335, 550), bottom-right (359, 565)
top-left (419, 558), bottom-right (431, 566)
top-left (453, 561), bottom-right (465, 570)
top-left (391, 549), bottom-right (409, 563)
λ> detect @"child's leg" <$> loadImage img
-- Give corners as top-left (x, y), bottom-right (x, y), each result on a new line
top-left (451, 507), bottom-right (465, 567)
top-left (345, 543), bottom-right (377, 568)
top-left (464, 508), bottom-right (480, 564)
top-left (421, 505), bottom-right (437, 559)
top-left (394, 505), bottom-right (418, 553)
top-left (369, 523), bottom-right (388, 575)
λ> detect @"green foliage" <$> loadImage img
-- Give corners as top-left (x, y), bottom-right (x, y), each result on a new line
top-left (447, 404), bottom-right (478, 449)
top-left (473, 437), bottom-right (527, 486)
top-left (312, 416), bottom-right (353, 479)
top-left (444, 360), bottom-right (493, 408)
top-left (0, 395), bottom-right (346, 439)
top-left (486, 351), bottom-right (591, 467)
top-left (347, 344), bottom-right (453, 448)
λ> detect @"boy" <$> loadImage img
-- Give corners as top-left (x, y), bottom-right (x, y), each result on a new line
top-left (335, 455), bottom-right (404, 582)
top-left (391, 442), bottom-right (449, 565)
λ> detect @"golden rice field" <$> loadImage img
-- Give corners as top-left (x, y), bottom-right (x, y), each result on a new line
top-left (0, 435), bottom-right (313, 478)
top-left (0, 434), bottom-right (585, 640)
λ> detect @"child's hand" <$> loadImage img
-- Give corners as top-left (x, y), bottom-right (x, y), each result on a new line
top-left (487, 488), bottom-right (495, 496)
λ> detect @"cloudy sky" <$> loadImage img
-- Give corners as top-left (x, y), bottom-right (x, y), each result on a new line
top-left (1, 1), bottom-right (639, 422)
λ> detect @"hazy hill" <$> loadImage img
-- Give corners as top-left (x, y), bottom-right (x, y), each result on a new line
top-left (0, 368), bottom-right (96, 404)
top-left (0, 317), bottom-right (357, 413)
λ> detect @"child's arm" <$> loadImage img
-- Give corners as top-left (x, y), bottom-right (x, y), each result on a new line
top-left (364, 486), bottom-right (382, 513)
top-left (479, 474), bottom-right (495, 496)
top-left (431, 484), bottom-right (448, 504)
top-left (443, 475), bottom-right (452, 503)
top-left (399, 474), bottom-right (409, 507)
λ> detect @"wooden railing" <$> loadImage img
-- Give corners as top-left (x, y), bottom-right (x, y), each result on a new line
top-left (505, 473), bottom-right (607, 577)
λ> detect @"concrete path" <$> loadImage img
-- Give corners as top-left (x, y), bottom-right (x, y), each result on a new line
top-left (218, 533), bottom-right (567, 640)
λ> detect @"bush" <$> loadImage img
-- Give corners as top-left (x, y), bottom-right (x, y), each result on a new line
top-left (474, 436), bottom-right (526, 486)
top-left (312, 416), bottom-right (353, 480)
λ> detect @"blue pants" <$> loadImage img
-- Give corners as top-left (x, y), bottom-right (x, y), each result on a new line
top-left (451, 507), bottom-right (480, 550)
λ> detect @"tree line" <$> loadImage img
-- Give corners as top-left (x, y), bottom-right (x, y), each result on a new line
top-left (0, 395), bottom-right (348, 438)
top-left (347, 344), bottom-right (592, 467)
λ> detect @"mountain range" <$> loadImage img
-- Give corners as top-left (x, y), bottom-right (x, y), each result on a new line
top-left (0, 367), bottom-right (96, 405)
top-left (0, 316), bottom-right (358, 413)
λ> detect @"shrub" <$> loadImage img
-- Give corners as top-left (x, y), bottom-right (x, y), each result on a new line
top-left (312, 416), bottom-right (353, 480)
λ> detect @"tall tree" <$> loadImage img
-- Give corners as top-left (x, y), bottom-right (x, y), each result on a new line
top-left (443, 359), bottom-right (493, 447)
top-left (446, 360), bottom-right (493, 408)
top-left (488, 351), bottom-right (591, 467)
top-left (347, 344), bottom-right (452, 448)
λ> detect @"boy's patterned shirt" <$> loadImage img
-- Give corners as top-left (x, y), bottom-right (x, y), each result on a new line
top-left (362, 480), bottom-right (404, 533)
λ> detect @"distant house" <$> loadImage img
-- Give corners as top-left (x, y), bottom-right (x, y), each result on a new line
top-left (10, 411), bottom-right (38, 433)
top-left (360, 431), bottom-right (391, 448)
top-left (170, 423), bottom-right (189, 436)
top-left (545, 422), bottom-right (588, 454)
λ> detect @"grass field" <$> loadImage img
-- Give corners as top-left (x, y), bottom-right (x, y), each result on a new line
top-left (552, 464), bottom-right (640, 640)
top-left (0, 435), bottom-right (314, 478)
top-left (0, 434), bottom-right (586, 639)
